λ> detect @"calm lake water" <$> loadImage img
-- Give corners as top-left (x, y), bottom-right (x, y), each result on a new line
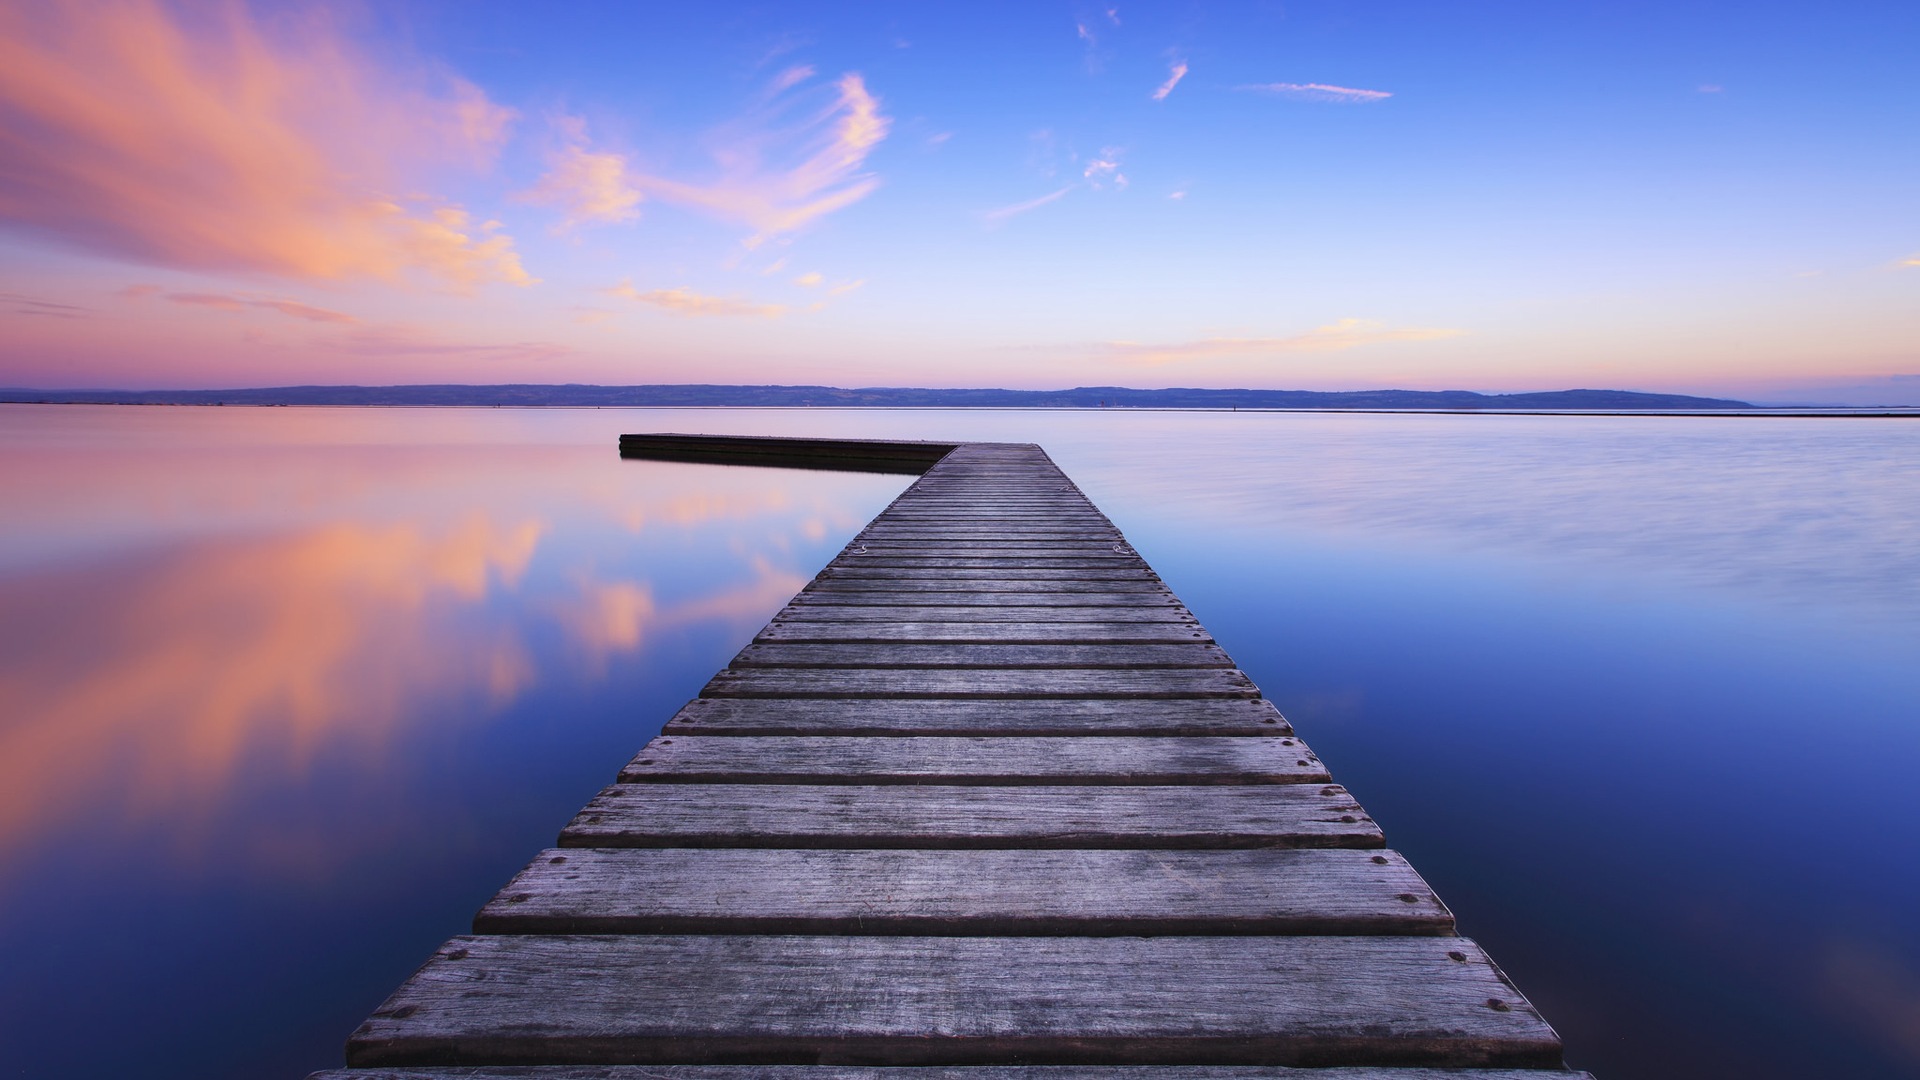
top-left (2, 404), bottom-right (1917, 1079)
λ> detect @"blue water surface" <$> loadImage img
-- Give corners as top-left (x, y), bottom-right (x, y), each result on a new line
top-left (0, 405), bottom-right (1915, 1078)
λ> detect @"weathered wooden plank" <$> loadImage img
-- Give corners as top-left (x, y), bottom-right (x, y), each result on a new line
top-left (840, 541), bottom-right (1136, 549)
top-left (345, 934), bottom-right (1559, 1068)
top-left (307, 1060), bottom-right (1589, 1068)
top-left (756, 621), bottom-right (1214, 644)
top-left (701, 667), bottom-right (1258, 699)
top-left (560, 783), bottom-right (1379, 849)
top-left (475, 848), bottom-right (1450, 936)
top-left (775, 603), bottom-right (1196, 621)
top-left (803, 581), bottom-right (1171, 596)
top-left (616, 735), bottom-right (1324, 785)
top-left (662, 698), bottom-right (1294, 737)
top-left (785, 592), bottom-right (1186, 608)
top-left (858, 512), bottom-right (1101, 518)
top-left (730, 643), bottom-right (1232, 669)
top-left (834, 555), bottom-right (1146, 566)
top-left (818, 567), bottom-right (1157, 581)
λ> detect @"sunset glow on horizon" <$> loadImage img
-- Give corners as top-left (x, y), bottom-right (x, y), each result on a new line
top-left (1, 0), bottom-right (1915, 404)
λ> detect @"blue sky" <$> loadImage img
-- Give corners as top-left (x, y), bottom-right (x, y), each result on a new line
top-left (0, 0), bottom-right (1915, 401)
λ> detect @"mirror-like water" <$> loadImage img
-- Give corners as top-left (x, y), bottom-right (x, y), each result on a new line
top-left (2, 405), bottom-right (1916, 1079)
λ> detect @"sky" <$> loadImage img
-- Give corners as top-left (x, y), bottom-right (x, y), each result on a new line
top-left (0, 0), bottom-right (1915, 403)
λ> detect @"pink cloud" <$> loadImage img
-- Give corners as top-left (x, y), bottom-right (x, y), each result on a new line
top-left (0, 1), bottom-right (530, 288)
top-left (1152, 60), bottom-right (1189, 101)
top-left (634, 73), bottom-right (891, 246)
top-left (519, 116), bottom-right (644, 230)
top-left (603, 280), bottom-right (788, 318)
top-left (162, 291), bottom-right (355, 323)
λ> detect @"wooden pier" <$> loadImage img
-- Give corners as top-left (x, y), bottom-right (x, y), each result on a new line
top-left (313, 436), bottom-right (1587, 1080)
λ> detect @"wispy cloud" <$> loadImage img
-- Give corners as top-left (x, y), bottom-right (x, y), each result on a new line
top-left (1, 292), bottom-right (88, 319)
top-left (634, 73), bottom-right (890, 247)
top-left (768, 65), bottom-right (816, 94)
top-left (794, 271), bottom-right (825, 287)
top-left (1083, 147), bottom-right (1127, 189)
top-left (1099, 319), bottom-right (1462, 364)
top-left (519, 116), bottom-right (643, 231)
top-left (160, 291), bottom-right (356, 324)
top-left (330, 328), bottom-right (571, 365)
top-left (1239, 82), bottom-right (1393, 103)
top-left (828, 279), bottom-right (866, 296)
top-left (0, 1), bottom-right (530, 289)
top-left (1898, 254), bottom-right (1920, 269)
top-left (603, 280), bottom-right (787, 318)
top-left (983, 185), bottom-right (1075, 225)
top-left (1152, 60), bottom-right (1189, 101)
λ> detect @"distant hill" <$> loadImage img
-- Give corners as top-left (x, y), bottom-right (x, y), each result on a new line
top-left (0, 383), bottom-right (1755, 410)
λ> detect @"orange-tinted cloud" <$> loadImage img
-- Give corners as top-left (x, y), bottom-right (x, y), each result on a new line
top-left (0, 1), bottom-right (529, 288)
top-left (1102, 318), bottom-right (1464, 364)
top-left (604, 279), bottom-right (788, 318)
top-left (635, 73), bottom-right (890, 246)
top-left (328, 326), bottom-right (573, 364)
top-left (520, 115), bottom-right (644, 230)
top-left (160, 291), bottom-right (356, 323)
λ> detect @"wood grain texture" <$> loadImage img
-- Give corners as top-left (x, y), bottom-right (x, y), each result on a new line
top-left (616, 735), bottom-right (1324, 785)
top-left (729, 643), bottom-right (1233, 669)
top-left (756, 621), bottom-right (1216, 644)
top-left (307, 1060), bottom-right (1589, 1068)
top-left (700, 668), bottom-right (1259, 699)
top-left (475, 848), bottom-right (1449, 936)
top-left (560, 783), bottom-right (1380, 849)
top-left (774, 603), bottom-right (1197, 622)
top-left (817, 567), bottom-right (1157, 581)
top-left (783, 593), bottom-right (1188, 608)
top-left (832, 555), bottom-right (1146, 565)
top-left (345, 934), bottom-right (1559, 1068)
top-left (801, 579), bottom-right (1171, 594)
top-left (661, 698), bottom-right (1295, 737)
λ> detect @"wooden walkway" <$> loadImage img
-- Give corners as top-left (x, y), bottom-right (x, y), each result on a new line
top-left (313, 437), bottom-right (1588, 1080)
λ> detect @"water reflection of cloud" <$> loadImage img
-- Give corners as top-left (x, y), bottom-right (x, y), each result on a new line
top-left (0, 517), bottom-right (542, 854)
top-left (1819, 936), bottom-right (1920, 1065)
top-left (0, 514), bottom-right (814, 860)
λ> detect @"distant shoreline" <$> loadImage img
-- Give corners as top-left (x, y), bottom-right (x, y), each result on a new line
top-left (4, 382), bottom-right (1917, 415)
top-left (4, 400), bottom-right (1915, 419)
top-left (0, 381), bottom-right (1780, 410)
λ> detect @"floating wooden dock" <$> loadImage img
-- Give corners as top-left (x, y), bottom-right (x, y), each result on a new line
top-left (313, 436), bottom-right (1588, 1080)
